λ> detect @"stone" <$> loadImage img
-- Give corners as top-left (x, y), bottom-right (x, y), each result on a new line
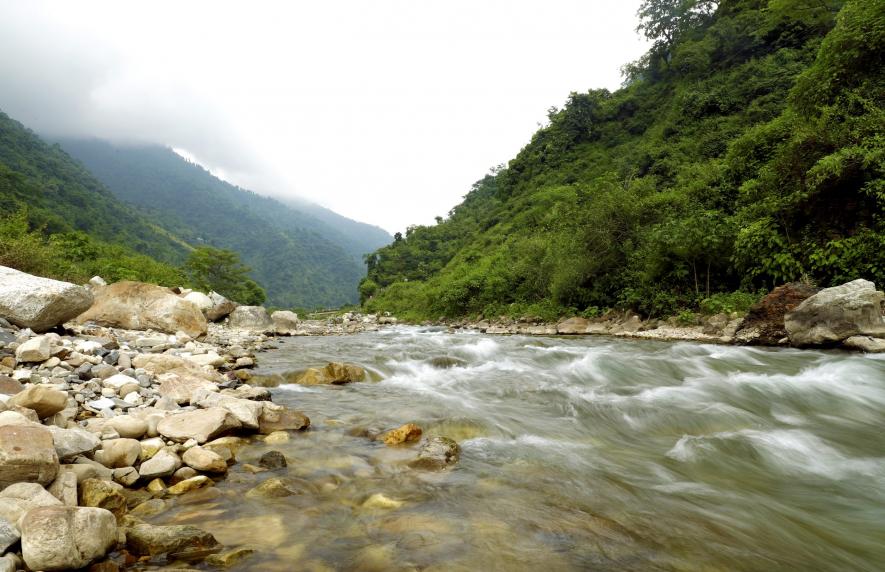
top-left (15, 336), bottom-right (52, 362)
top-left (129, 498), bottom-right (169, 518)
top-left (88, 276), bottom-right (107, 288)
top-left (556, 317), bottom-right (590, 334)
top-left (125, 522), bottom-right (218, 557)
top-left (146, 479), bottom-right (166, 494)
top-left (258, 450), bottom-right (287, 469)
top-left (186, 352), bottom-right (225, 368)
top-left (263, 431), bottom-right (289, 445)
top-left (183, 291), bottom-right (213, 313)
top-left (0, 482), bottom-right (62, 508)
top-left (295, 362), bottom-right (365, 385)
top-left (0, 555), bottom-right (17, 572)
top-left (105, 415), bottom-right (148, 439)
top-left (0, 410), bottom-right (34, 427)
top-left (138, 449), bottom-right (182, 479)
top-left (227, 306), bottom-right (273, 331)
top-left (132, 354), bottom-right (220, 404)
top-left (383, 423), bottom-right (423, 446)
top-left (271, 310), bottom-right (300, 335)
top-left (79, 479), bottom-right (127, 518)
top-left (206, 291), bottom-right (238, 322)
top-left (258, 403), bottom-right (310, 434)
top-left (192, 388), bottom-right (262, 429)
top-left (734, 282), bottom-right (819, 345)
top-left (8, 384), bottom-right (68, 418)
top-left (47, 425), bottom-right (101, 460)
top-left (842, 335), bottom-right (885, 353)
top-left (362, 493), bottom-right (404, 510)
top-left (48, 470), bottom-right (78, 506)
top-left (75, 280), bottom-right (208, 337)
top-left (113, 467), bottom-right (139, 487)
top-left (0, 425), bottom-right (58, 487)
top-left (0, 376), bottom-right (23, 396)
top-left (20, 506), bottom-right (117, 571)
top-left (245, 477), bottom-right (297, 499)
top-left (0, 266), bottom-right (94, 332)
top-left (0, 517), bottom-right (19, 553)
top-left (785, 279), bottom-right (885, 347)
top-left (67, 460), bottom-right (113, 483)
top-left (410, 436), bottom-right (460, 470)
top-left (427, 356), bottom-right (466, 369)
top-left (172, 466), bottom-right (198, 483)
top-left (182, 447), bottom-right (227, 473)
top-left (94, 438), bottom-right (142, 469)
top-left (102, 373), bottom-right (137, 390)
top-left (158, 408), bottom-right (241, 444)
top-left (166, 475), bottom-right (212, 495)
top-left (138, 437), bottom-right (166, 461)
top-left (205, 546), bottom-right (256, 568)
top-left (86, 397), bottom-right (116, 411)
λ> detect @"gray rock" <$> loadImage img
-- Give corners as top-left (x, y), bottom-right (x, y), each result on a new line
top-left (0, 266), bottom-right (93, 333)
top-left (271, 310), bottom-right (300, 335)
top-left (0, 517), bottom-right (19, 554)
top-left (786, 279), bottom-right (885, 346)
top-left (94, 438), bottom-right (142, 468)
top-left (47, 425), bottom-right (101, 460)
top-left (182, 446), bottom-right (227, 473)
top-left (138, 449), bottom-right (181, 479)
top-left (258, 450), bottom-right (287, 470)
top-left (842, 335), bottom-right (885, 353)
top-left (47, 470), bottom-right (78, 506)
top-left (410, 436), bottom-right (460, 470)
top-left (157, 407), bottom-right (241, 444)
top-left (15, 335), bottom-right (52, 363)
top-left (206, 291), bottom-right (237, 322)
top-left (20, 506), bottom-right (117, 571)
top-left (227, 306), bottom-right (273, 331)
top-left (191, 388), bottom-right (262, 429)
top-left (125, 522), bottom-right (219, 557)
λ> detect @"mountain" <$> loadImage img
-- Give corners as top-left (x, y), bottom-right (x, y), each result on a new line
top-left (0, 110), bottom-right (188, 285)
top-left (56, 140), bottom-right (390, 308)
top-left (362, 0), bottom-right (883, 321)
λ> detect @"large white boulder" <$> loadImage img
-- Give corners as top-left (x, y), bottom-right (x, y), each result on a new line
top-left (785, 279), bottom-right (885, 347)
top-left (206, 291), bottom-right (238, 322)
top-left (0, 266), bottom-right (93, 332)
top-left (227, 306), bottom-right (273, 331)
top-left (75, 280), bottom-right (207, 337)
top-left (271, 310), bottom-right (300, 335)
top-left (157, 408), bottom-right (241, 444)
top-left (21, 506), bottom-right (117, 571)
top-left (183, 291), bottom-right (213, 313)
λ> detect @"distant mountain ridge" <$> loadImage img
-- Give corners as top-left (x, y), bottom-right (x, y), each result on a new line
top-left (57, 139), bottom-right (391, 308)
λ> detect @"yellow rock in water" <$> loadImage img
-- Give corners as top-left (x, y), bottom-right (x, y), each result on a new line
top-left (167, 475), bottom-right (212, 495)
top-left (263, 431), bottom-right (289, 444)
top-left (382, 423), bottom-right (422, 446)
top-left (206, 546), bottom-right (256, 567)
top-left (362, 493), bottom-right (404, 510)
top-left (146, 478), bottom-right (166, 493)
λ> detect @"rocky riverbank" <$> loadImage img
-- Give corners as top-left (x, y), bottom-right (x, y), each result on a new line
top-left (0, 266), bottom-right (401, 571)
top-left (447, 279), bottom-right (885, 353)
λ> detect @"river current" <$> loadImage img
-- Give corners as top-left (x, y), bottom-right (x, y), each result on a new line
top-left (153, 327), bottom-right (885, 571)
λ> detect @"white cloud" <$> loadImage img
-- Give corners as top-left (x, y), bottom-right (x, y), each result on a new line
top-left (0, 0), bottom-right (648, 233)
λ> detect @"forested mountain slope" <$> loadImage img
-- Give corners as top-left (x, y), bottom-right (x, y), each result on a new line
top-left (0, 111), bottom-right (188, 284)
top-left (58, 140), bottom-right (385, 308)
top-left (363, 0), bottom-right (883, 320)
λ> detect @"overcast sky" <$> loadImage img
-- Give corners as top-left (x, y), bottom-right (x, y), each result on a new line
top-left (0, 1), bottom-right (648, 234)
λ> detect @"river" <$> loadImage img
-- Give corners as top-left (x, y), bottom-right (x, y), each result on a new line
top-left (152, 327), bottom-right (885, 571)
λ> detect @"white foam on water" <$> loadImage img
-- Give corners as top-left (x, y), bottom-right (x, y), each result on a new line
top-left (276, 384), bottom-right (323, 393)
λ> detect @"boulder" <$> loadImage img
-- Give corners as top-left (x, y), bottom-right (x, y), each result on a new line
top-left (842, 335), bottom-right (885, 353)
top-left (132, 354), bottom-right (220, 404)
top-left (0, 482), bottom-right (62, 509)
top-left (785, 279), bottom-right (885, 347)
top-left (409, 436), bottom-right (460, 470)
top-left (15, 336), bottom-right (52, 362)
top-left (105, 415), bottom-right (148, 439)
top-left (78, 479), bottom-right (127, 518)
top-left (166, 475), bottom-right (212, 495)
top-left (47, 470), bottom-right (78, 506)
top-left (383, 423), bottom-right (423, 446)
top-left (734, 282), bottom-right (819, 345)
top-left (94, 438), bottom-right (142, 469)
top-left (271, 310), bottom-right (300, 335)
top-left (182, 447), bottom-right (227, 473)
top-left (0, 425), bottom-right (58, 488)
top-left (206, 291), bottom-right (238, 322)
top-left (183, 291), bottom-right (213, 314)
top-left (191, 388), bottom-right (262, 429)
top-left (227, 306), bottom-right (273, 331)
top-left (258, 403), bottom-right (310, 434)
top-left (0, 517), bottom-right (19, 553)
top-left (20, 506), bottom-right (117, 571)
top-left (0, 377), bottom-right (23, 396)
top-left (125, 522), bottom-right (218, 557)
top-left (0, 266), bottom-right (94, 332)
top-left (75, 280), bottom-right (207, 337)
top-left (9, 385), bottom-right (68, 418)
top-left (258, 450), bottom-right (287, 470)
top-left (556, 317), bottom-right (590, 335)
top-left (138, 449), bottom-right (181, 479)
top-left (46, 425), bottom-right (101, 460)
top-left (157, 408), bottom-right (241, 444)
top-left (295, 362), bottom-right (365, 385)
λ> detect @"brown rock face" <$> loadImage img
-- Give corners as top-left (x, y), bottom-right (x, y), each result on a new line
top-left (556, 317), bottom-right (590, 335)
top-left (0, 425), bottom-right (59, 488)
top-left (258, 404), bottom-right (310, 434)
top-left (734, 282), bottom-right (820, 345)
top-left (75, 281), bottom-right (207, 337)
top-left (296, 362), bottom-right (365, 385)
top-left (9, 385), bottom-right (68, 419)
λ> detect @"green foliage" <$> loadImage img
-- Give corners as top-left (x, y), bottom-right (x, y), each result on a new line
top-left (186, 246), bottom-right (266, 305)
top-left (362, 0), bottom-right (881, 322)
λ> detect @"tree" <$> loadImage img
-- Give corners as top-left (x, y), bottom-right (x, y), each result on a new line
top-left (185, 246), bottom-right (266, 305)
top-left (637, 0), bottom-right (719, 51)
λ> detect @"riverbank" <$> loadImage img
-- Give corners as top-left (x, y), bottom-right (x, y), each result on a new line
top-left (0, 266), bottom-right (405, 570)
top-left (439, 280), bottom-right (885, 353)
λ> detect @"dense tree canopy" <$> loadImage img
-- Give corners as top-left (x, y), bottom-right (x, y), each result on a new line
top-left (186, 246), bottom-right (266, 305)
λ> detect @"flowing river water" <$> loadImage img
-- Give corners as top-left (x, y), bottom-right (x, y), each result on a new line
top-left (151, 327), bottom-right (885, 571)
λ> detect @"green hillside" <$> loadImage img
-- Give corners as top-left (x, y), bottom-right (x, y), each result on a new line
top-left (57, 140), bottom-right (382, 308)
top-left (362, 0), bottom-right (883, 321)
top-left (0, 111), bottom-right (188, 285)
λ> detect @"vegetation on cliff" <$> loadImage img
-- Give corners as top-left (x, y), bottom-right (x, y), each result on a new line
top-left (362, 0), bottom-right (883, 320)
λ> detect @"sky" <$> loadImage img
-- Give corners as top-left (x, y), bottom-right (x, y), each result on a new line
top-left (0, 1), bottom-right (649, 234)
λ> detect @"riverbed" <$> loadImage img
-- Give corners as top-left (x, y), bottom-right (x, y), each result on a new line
top-left (152, 327), bottom-right (885, 571)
